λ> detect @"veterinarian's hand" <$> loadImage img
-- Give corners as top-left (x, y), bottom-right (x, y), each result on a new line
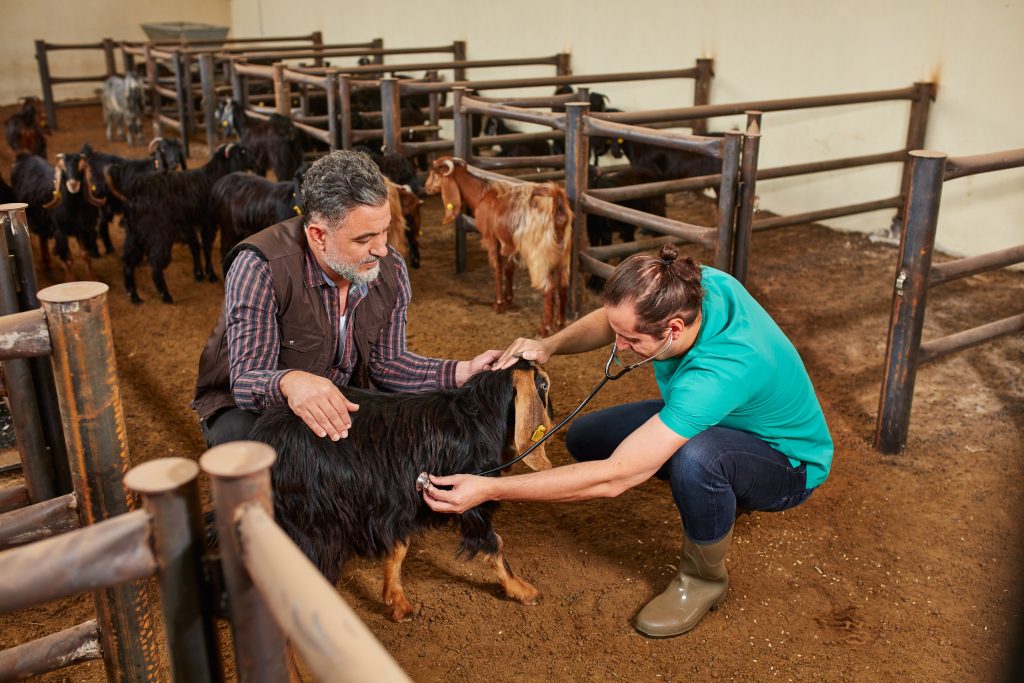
top-left (421, 474), bottom-right (492, 514)
top-left (495, 338), bottom-right (551, 370)
top-left (279, 370), bottom-right (359, 441)
top-left (455, 349), bottom-right (503, 386)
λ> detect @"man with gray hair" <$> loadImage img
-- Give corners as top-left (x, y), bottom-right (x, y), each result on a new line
top-left (192, 150), bottom-right (499, 446)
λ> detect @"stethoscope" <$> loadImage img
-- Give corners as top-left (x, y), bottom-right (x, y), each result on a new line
top-left (416, 333), bottom-right (674, 490)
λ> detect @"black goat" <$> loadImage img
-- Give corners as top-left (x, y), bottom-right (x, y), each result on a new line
top-left (214, 99), bottom-right (304, 181)
top-left (4, 97), bottom-right (49, 157)
top-left (121, 144), bottom-right (255, 303)
top-left (612, 136), bottom-right (723, 184)
top-left (248, 361), bottom-right (554, 622)
top-left (82, 138), bottom-right (187, 255)
top-left (484, 117), bottom-right (552, 158)
top-left (552, 85), bottom-right (611, 113)
top-left (0, 174), bottom-right (14, 205)
top-left (11, 151), bottom-right (105, 278)
top-left (211, 163), bottom-right (309, 258)
top-left (586, 166), bottom-right (667, 292)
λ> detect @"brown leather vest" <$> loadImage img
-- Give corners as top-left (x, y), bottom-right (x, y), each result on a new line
top-left (191, 216), bottom-right (400, 420)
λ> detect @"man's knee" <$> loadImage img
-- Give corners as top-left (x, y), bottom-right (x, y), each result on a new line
top-left (670, 431), bottom-right (731, 486)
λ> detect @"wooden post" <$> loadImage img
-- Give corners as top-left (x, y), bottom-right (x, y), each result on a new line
top-left (37, 282), bottom-right (160, 683)
top-left (145, 45), bottom-right (161, 138)
top-left (199, 54), bottom-right (218, 150)
top-left (691, 58), bottom-right (714, 135)
top-left (34, 41), bottom-right (58, 131)
top-left (890, 82), bottom-right (937, 238)
top-left (731, 111), bottom-right (762, 284)
top-left (311, 30), bottom-right (324, 68)
top-left (875, 151), bottom-right (947, 454)
top-left (102, 38), bottom-right (117, 77)
top-left (555, 52), bottom-right (572, 76)
top-left (371, 37), bottom-right (385, 65)
top-left (201, 442), bottom-right (289, 683)
top-left (124, 459), bottom-right (223, 683)
top-left (564, 102), bottom-right (589, 319)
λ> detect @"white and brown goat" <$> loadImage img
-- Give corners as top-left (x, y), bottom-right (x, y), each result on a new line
top-left (425, 156), bottom-right (572, 335)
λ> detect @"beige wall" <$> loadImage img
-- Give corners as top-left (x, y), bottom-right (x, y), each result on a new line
top-left (2, 0), bottom-right (232, 104)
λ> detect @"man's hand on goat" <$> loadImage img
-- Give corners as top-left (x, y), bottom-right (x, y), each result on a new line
top-left (495, 337), bottom-right (551, 370)
top-left (455, 349), bottom-right (503, 386)
top-left (279, 370), bottom-right (359, 441)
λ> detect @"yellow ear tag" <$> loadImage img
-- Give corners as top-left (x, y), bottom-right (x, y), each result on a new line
top-left (446, 202), bottom-right (454, 211)
top-left (293, 205), bottom-right (302, 215)
top-left (90, 185), bottom-right (97, 192)
top-left (530, 425), bottom-right (547, 442)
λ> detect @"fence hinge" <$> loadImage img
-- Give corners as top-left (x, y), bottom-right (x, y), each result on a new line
top-left (894, 270), bottom-right (907, 297)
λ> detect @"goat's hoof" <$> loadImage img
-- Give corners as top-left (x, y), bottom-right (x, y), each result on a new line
top-left (206, 272), bottom-right (219, 283)
top-left (389, 602), bottom-right (420, 622)
top-left (160, 293), bottom-right (174, 304)
top-left (194, 273), bottom-right (204, 282)
top-left (506, 580), bottom-right (542, 606)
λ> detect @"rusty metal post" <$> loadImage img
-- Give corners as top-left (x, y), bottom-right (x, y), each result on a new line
top-left (37, 281), bottom-right (160, 683)
top-left (564, 102), bottom-right (590, 319)
top-left (732, 111), bottom-right (763, 284)
top-left (312, 30), bottom-right (324, 68)
top-left (172, 50), bottom-right (191, 158)
top-left (0, 491), bottom-right (77, 551)
top-left (4, 204), bottom-right (71, 495)
top-left (890, 82), bottom-right (937, 238)
top-left (326, 71), bottom-right (340, 150)
top-left (713, 132), bottom-right (742, 273)
top-left (691, 58), bottom-right (714, 135)
top-left (200, 442), bottom-right (289, 683)
top-left (273, 63), bottom-right (289, 117)
top-left (122, 43), bottom-right (135, 76)
top-left (555, 52), bottom-right (572, 76)
top-left (875, 151), bottom-right (947, 454)
top-left (0, 619), bottom-right (101, 680)
top-left (34, 41), bottom-right (58, 130)
top-left (339, 75), bottom-right (353, 150)
top-left (199, 53), bottom-right (218, 150)
top-left (145, 45), bottom-right (161, 137)
top-left (0, 211), bottom-right (53, 503)
top-left (371, 37), bottom-right (385, 65)
top-left (452, 88), bottom-right (471, 274)
top-left (102, 38), bottom-right (117, 77)
top-left (125, 458), bottom-right (223, 683)
top-left (381, 78), bottom-right (401, 155)
top-left (230, 61), bottom-right (247, 113)
top-left (453, 40), bottom-right (467, 82)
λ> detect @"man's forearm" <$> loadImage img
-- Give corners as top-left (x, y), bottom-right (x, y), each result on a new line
top-left (483, 458), bottom-right (638, 504)
top-left (544, 308), bottom-right (614, 356)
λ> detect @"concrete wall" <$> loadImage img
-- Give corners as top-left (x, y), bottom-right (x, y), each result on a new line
top-left (2, 0), bottom-right (231, 104)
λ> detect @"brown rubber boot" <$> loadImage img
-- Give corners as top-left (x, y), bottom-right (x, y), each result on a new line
top-left (635, 527), bottom-right (732, 638)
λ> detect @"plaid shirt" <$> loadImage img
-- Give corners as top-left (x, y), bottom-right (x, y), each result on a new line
top-left (225, 247), bottom-right (457, 412)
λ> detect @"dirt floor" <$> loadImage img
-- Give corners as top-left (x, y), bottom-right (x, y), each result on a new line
top-left (1, 103), bottom-right (1022, 682)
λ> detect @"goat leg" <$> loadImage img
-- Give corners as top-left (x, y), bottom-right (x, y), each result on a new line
top-left (556, 279), bottom-right (568, 330)
top-left (382, 541), bottom-right (418, 622)
top-left (485, 240), bottom-right (505, 313)
top-left (538, 286), bottom-right (555, 337)
top-left (185, 233), bottom-right (204, 282)
top-left (485, 533), bottom-right (541, 605)
top-left (151, 267), bottom-right (174, 304)
top-left (502, 256), bottom-right (515, 306)
top-left (201, 223), bottom-right (219, 282)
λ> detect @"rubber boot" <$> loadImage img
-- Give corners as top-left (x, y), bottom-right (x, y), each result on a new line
top-left (635, 527), bottom-right (732, 637)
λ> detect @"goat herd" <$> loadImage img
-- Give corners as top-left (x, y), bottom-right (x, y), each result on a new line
top-left (1, 82), bottom-right (720, 328)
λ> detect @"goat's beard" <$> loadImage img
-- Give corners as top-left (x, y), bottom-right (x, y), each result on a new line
top-left (323, 247), bottom-right (381, 286)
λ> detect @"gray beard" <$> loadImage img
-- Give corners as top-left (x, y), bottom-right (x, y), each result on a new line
top-left (324, 251), bottom-right (381, 285)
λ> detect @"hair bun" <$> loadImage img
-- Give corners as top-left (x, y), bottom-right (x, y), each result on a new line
top-left (658, 244), bottom-right (679, 265)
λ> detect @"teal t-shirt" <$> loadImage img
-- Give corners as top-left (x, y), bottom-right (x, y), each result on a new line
top-left (653, 267), bottom-right (833, 488)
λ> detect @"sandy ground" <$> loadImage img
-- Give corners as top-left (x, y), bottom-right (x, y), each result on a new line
top-left (0, 103), bottom-right (1022, 682)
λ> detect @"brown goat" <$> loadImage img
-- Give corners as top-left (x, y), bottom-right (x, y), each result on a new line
top-left (425, 156), bottom-right (572, 336)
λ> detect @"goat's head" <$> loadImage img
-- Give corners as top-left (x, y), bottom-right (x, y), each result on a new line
top-left (290, 162), bottom-right (311, 215)
top-left (425, 156), bottom-right (465, 224)
top-left (214, 98), bottom-right (238, 140)
top-left (149, 137), bottom-right (188, 172)
top-left (58, 153), bottom-right (84, 195)
top-left (509, 361), bottom-right (554, 472)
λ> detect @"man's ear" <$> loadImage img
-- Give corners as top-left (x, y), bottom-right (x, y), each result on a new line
top-left (305, 223), bottom-right (328, 250)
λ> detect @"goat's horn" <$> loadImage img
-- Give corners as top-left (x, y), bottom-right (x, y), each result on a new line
top-left (147, 138), bottom-right (161, 154)
top-left (441, 159), bottom-right (454, 175)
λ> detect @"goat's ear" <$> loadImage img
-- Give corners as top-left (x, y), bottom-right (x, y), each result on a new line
top-left (511, 367), bottom-right (554, 472)
top-left (439, 177), bottom-right (461, 225)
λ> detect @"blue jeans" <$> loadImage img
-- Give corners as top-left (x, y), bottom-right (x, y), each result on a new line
top-left (565, 400), bottom-right (814, 543)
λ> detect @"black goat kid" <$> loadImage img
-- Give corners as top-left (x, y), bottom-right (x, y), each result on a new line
top-left (211, 163), bottom-right (309, 258)
top-left (121, 144), bottom-right (254, 303)
top-left (249, 361), bottom-right (554, 622)
top-left (4, 97), bottom-right (50, 157)
top-left (82, 138), bottom-right (187, 255)
top-left (12, 151), bottom-right (105, 277)
top-left (214, 99), bottom-right (304, 181)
